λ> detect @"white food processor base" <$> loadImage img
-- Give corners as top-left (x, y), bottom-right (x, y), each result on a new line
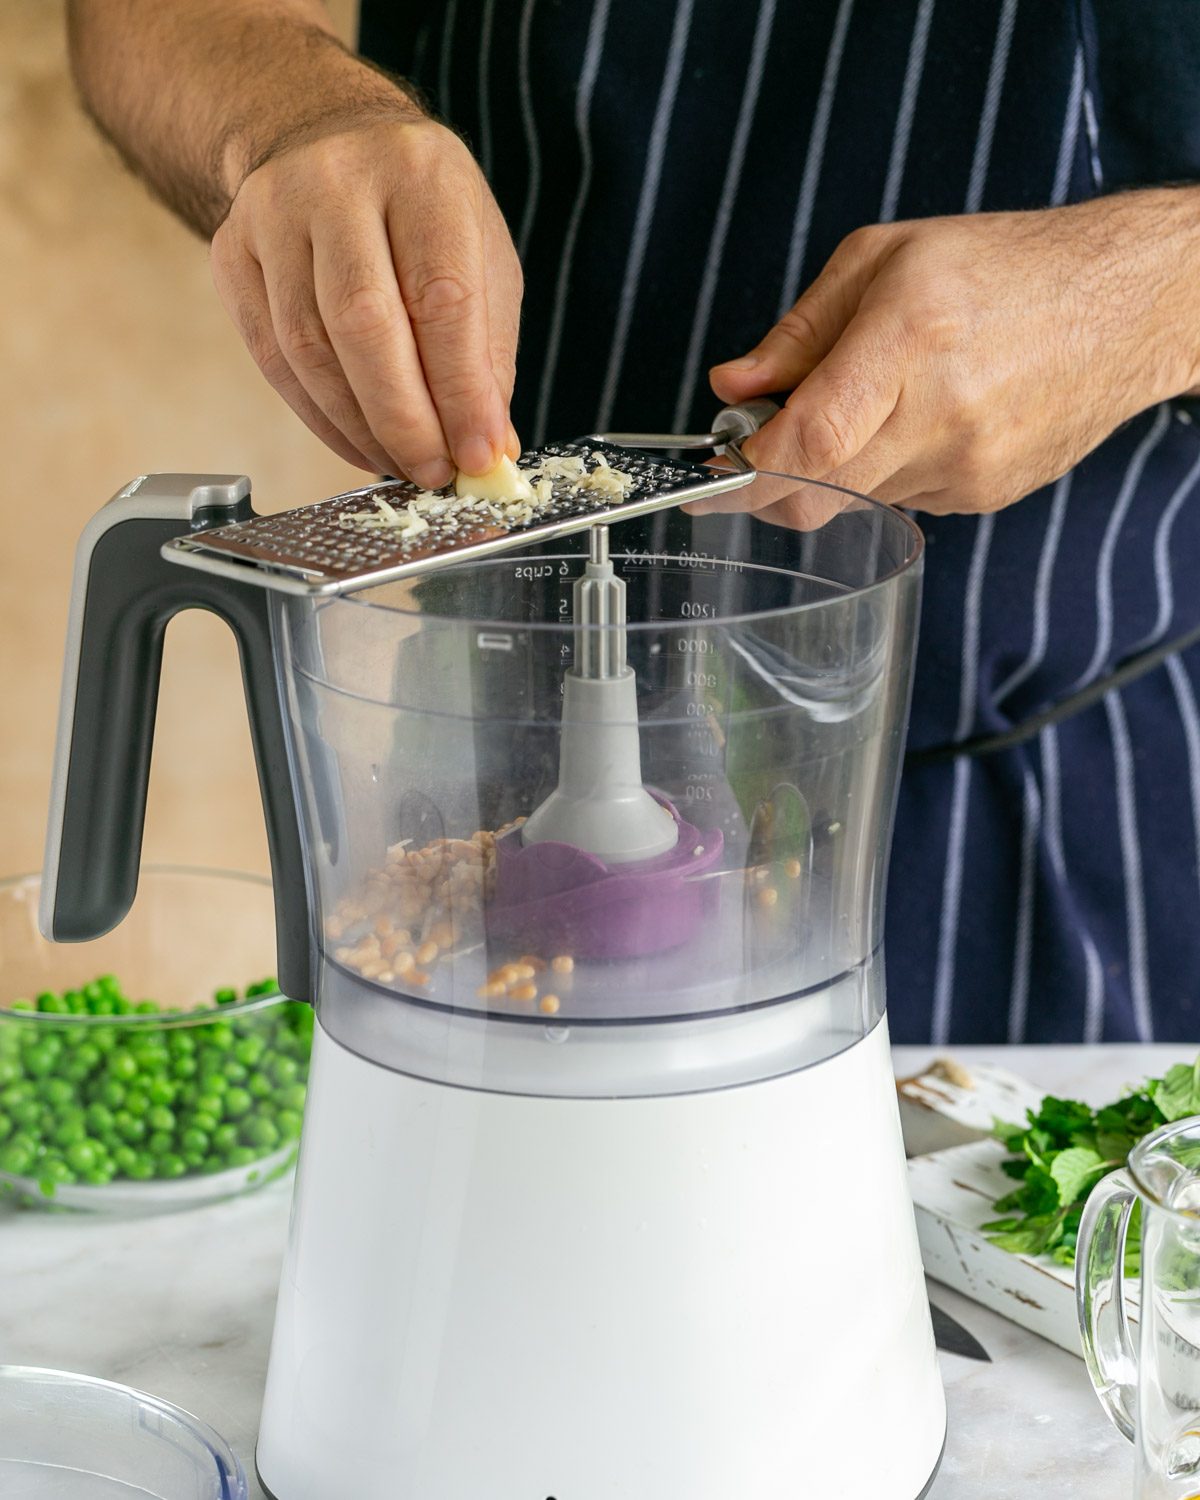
top-left (257, 1017), bottom-right (946, 1500)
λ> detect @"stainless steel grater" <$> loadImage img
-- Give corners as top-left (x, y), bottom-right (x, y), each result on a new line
top-left (164, 439), bottom-right (750, 598)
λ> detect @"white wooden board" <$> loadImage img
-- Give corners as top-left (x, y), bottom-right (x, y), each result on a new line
top-left (897, 1057), bottom-right (1046, 1158)
top-left (908, 1137), bottom-right (1139, 1357)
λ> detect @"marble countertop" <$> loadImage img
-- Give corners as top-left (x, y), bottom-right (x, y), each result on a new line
top-left (2, 1043), bottom-right (1178, 1499)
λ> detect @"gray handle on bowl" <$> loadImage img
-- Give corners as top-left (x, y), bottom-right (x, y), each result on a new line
top-left (39, 475), bottom-right (313, 1002)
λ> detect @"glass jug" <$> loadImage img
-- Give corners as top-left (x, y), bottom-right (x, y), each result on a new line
top-left (1078, 1118), bottom-right (1200, 1498)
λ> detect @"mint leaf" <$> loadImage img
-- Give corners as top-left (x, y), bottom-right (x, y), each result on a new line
top-left (1152, 1062), bottom-right (1200, 1123)
top-left (1049, 1146), bottom-right (1105, 1207)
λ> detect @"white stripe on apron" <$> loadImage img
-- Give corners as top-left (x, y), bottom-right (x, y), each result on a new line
top-left (1040, 723), bottom-right (1107, 1042)
top-left (1104, 689), bottom-right (1153, 1041)
top-left (1070, 404), bottom-right (1172, 694)
top-left (596, 0), bottom-right (696, 432)
top-left (671, 0), bottom-right (779, 433)
top-left (1050, 45), bottom-right (1085, 207)
top-left (879, 0), bottom-right (936, 223)
top-left (515, 0), bottom-right (542, 260)
top-left (1007, 767), bottom-right (1041, 1043)
top-left (930, 0), bottom-right (1020, 1045)
top-left (994, 471), bottom-right (1072, 707)
top-left (1128, 436), bottom-right (1200, 655)
top-left (1166, 653), bottom-right (1200, 916)
top-left (533, 0), bottom-right (615, 445)
top-left (477, 0), bottom-right (497, 180)
top-left (777, 0), bottom-right (857, 318)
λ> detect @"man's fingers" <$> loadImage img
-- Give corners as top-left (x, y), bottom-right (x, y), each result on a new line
top-left (741, 310), bottom-right (904, 481)
top-left (392, 195), bottom-right (508, 477)
top-left (485, 202), bottom-right (523, 410)
top-left (210, 232), bottom-right (379, 473)
top-left (251, 225), bottom-right (404, 478)
top-left (312, 211), bottom-right (456, 487)
top-left (710, 223), bottom-right (897, 402)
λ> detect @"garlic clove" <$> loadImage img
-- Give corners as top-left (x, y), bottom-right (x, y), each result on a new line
top-left (454, 454), bottom-right (534, 504)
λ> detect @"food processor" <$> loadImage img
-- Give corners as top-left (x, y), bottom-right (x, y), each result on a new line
top-left (39, 414), bottom-right (946, 1499)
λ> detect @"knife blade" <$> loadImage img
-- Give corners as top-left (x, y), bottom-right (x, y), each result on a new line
top-left (930, 1301), bottom-right (991, 1362)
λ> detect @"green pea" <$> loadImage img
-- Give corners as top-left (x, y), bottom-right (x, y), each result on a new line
top-left (36, 992), bottom-right (69, 1015)
top-left (276, 1110), bottom-right (303, 1142)
top-left (0, 1059), bottom-right (20, 1088)
top-left (224, 1088), bottom-right (252, 1119)
top-left (80, 1041), bottom-right (104, 1070)
top-left (84, 1166), bottom-right (114, 1186)
top-left (1, 1083), bottom-right (32, 1111)
top-left (37, 1157), bottom-right (73, 1190)
top-left (24, 1042), bottom-right (61, 1078)
top-left (114, 1111), bottom-right (146, 1143)
top-left (180, 1126), bottom-right (209, 1155)
top-left (225, 1146), bottom-right (257, 1169)
top-left (43, 1078), bottom-right (75, 1107)
top-left (270, 1055), bottom-right (300, 1087)
top-left (223, 1062), bottom-right (249, 1085)
top-left (198, 1072), bottom-right (228, 1095)
top-left (212, 1124), bottom-right (238, 1153)
top-left (213, 987), bottom-right (238, 1006)
top-left (112, 1145), bottom-right (138, 1174)
top-left (172, 1056), bottom-right (198, 1080)
top-left (108, 1052), bottom-right (137, 1082)
top-left (146, 1079), bottom-right (175, 1107)
top-left (66, 1139), bottom-right (101, 1173)
top-left (0, 1112), bottom-right (11, 1143)
top-left (189, 1111), bottom-right (219, 1136)
top-left (234, 1035), bottom-right (265, 1067)
top-left (85, 1103), bottom-right (115, 1135)
top-left (147, 1130), bottom-right (173, 1155)
top-left (10, 1000), bottom-right (32, 1012)
top-left (207, 1024), bottom-right (235, 1053)
top-left (53, 1116), bottom-right (87, 1149)
top-left (240, 1117), bottom-right (279, 1151)
top-left (247, 1072), bottom-right (273, 1100)
top-left (279, 1084), bottom-right (308, 1114)
top-left (134, 1000), bottom-right (158, 1015)
top-left (99, 1080), bottom-right (126, 1109)
top-left (146, 1106), bottom-right (175, 1133)
top-left (194, 1094), bottom-right (224, 1121)
top-left (14, 1101), bottom-right (44, 1132)
top-left (126, 1155), bottom-right (155, 1181)
top-left (158, 1154), bottom-right (186, 1179)
top-left (0, 1140), bottom-right (34, 1175)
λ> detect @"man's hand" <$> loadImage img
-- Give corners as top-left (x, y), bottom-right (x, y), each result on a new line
top-left (68, 0), bottom-right (522, 486)
top-left (705, 190), bottom-right (1200, 522)
top-left (212, 115), bottom-right (522, 486)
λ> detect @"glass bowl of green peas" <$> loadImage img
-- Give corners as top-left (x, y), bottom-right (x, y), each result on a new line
top-left (0, 865), bottom-right (312, 1212)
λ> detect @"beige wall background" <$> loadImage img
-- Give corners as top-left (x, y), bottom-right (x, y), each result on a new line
top-left (0, 1), bottom-right (360, 882)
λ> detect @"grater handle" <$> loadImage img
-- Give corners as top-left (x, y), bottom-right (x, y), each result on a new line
top-left (39, 475), bottom-right (313, 1002)
top-left (593, 398), bottom-right (781, 469)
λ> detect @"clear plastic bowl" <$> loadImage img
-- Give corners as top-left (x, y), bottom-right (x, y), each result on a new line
top-left (0, 866), bottom-right (311, 1212)
top-left (0, 1365), bottom-right (247, 1498)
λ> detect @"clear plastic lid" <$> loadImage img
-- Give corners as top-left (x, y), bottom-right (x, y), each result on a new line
top-left (0, 1366), bottom-right (247, 1499)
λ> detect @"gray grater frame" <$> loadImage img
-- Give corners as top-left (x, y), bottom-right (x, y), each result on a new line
top-left (162, 441), bottom-right (754, 598)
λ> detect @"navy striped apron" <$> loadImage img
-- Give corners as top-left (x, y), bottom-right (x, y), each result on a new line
top-left (360, 0), bottom-right (1200, 1045)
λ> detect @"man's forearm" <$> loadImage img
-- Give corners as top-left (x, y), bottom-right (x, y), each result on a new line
top-left (67, 0), bottom-right (425, 237)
